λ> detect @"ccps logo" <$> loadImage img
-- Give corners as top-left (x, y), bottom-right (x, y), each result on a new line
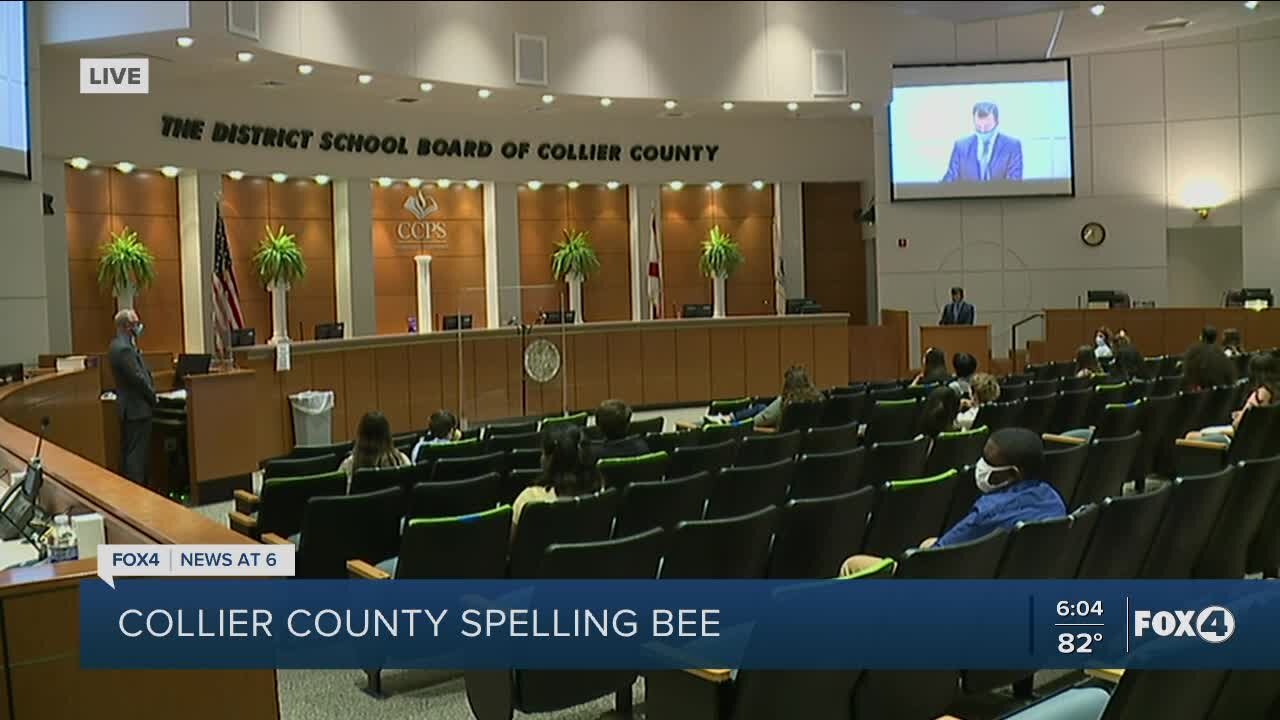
top-left (397, 190), bottom-right (447, 242)
top-left (1133, 606), bottom-right (1236, 644)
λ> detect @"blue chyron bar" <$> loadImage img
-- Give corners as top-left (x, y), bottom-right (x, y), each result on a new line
top-left (79, 579), bottom-right (1280, 670)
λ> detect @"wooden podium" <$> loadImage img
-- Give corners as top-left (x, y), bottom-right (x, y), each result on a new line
top-left (920, 324), bottom-right (992, 372)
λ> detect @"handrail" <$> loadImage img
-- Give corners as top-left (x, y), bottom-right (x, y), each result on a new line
top-left (1011, 313), bottom-right (1046, 359)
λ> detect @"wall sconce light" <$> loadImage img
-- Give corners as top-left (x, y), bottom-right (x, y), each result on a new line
top-left (1195, 207), bottom-right (1211, 220)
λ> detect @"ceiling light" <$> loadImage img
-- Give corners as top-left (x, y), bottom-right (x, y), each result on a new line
top-left (297, 64), bottom-right (314, 76)
top-left (477, 88), bottom-right (492, 99)
top-left (227, 170), bottom-right (244, 181)
top-left (709, 180), bottom-right (723, 190)
top-left (357, 73), bottom-right (373, 85)
top-left (115, 161), bottom-right (135, 174)
top-left (176, 36), bottom-right (194, 48)
top-left (606, 180), bottom-right (620, 190)
top-left (786, 101), bottom-right (799, 112)
top-left (599, 97), bottom-right (613, 107)
top-left (668, 180), bottom-right (684, 191)
top-left (527, 180), bottom-right (543, 190)
top-left (1089, 3), bottom-right (1105, 16)
top-left (850, 101), bottom-right (863, 111)
top-left (664, 99), bottom-right (677, 110)
top-left (313, 175), bottom-right (330, 185)
top-left (376, 177), bottom-right (393, 188)
top-left (567, 181), bottom-right (580, 189)
top-left (407, 178), bottom-right (422, 188)
top-left (465, 179), bottom-right (480, 189)
top-left (67, 157), bottom-right (90, 170)
top-left (419, 81), bottom-right (434, 92)
top-left (1244, 0), bottom-right (1259, 8)
top-left (437, 178), bottom-right (452, 188)
top-left (271, 172), bottom-right (288, 183)
top-left (236, 51), bottom-right (254, 63)
top-left (721, 101), bottom-right (735, 111)
top-left (751, 179), bottom-right (765, 190)
top-left (160, 166), bottom-right (180, 178)
top-left (541, 94), bottom-right (555, 104)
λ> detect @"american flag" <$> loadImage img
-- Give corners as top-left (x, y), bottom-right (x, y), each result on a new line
top-left (211, 201), bottom-right (244, 357)
top-left (647, 202), bottom-right (663, 319)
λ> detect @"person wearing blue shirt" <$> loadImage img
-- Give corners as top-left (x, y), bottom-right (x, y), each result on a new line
top-left (410, 409), bottom-right (461, 463)
top-left (839, 427), bottom-right (1066, 576)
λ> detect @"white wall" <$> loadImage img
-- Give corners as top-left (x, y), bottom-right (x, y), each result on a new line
top-left (1166, 227), bottom-right (1243, 308)
top-left (875, 18), bottom-right (1280, 360)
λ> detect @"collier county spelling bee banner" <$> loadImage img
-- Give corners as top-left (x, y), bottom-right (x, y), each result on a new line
top-left (80, 576), bottom-right (1280, 670)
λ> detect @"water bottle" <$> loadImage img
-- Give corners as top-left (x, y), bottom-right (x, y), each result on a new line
top-left (45, 514), bottom-right (79, 563)
top-left (408, 317), bottom-right (418, 334)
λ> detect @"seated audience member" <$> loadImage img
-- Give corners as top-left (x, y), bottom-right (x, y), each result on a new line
top-left (1222, 328), bottom-right (1243, 358)
top-left (511, 425), bottom-right (601, 535)
top-left (1182, 341), bottom-right (1238, 392)
top-left (1074, 345), bottom-right (1103, 379)
top-left (949, 352), bottom-right (978, 398)
top-left (592, 398), bottom-right (649, 460)
top-left (1114, 328), bottom-right (1131, 348)
top-left (410, 409), bottom-right (461, 463)
top-left (1093, 326), bottom-right (1114, 360)
top-left (1201, 325), bottom-right (1218, 345)
top-left (1111, 344), bottom-right (1144, 381)
top-left (839, 428), bottom-right (1066, 576)
top-left (731, 365), bottom-right (823, 429)
top-left (913, 347), bottom-right (950, 387)
top-left (956, 373), bottom-right (1000, 430)
top-left (919, 386), bottom-right (961, 439)
top-left (1188, 351), bottom-right (1278, 444)
top-left (340, 411), bottom-right (411, 483)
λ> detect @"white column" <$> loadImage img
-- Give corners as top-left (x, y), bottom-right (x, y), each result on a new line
top-left (43, 156), bottom-right (72, 354)
top-left (269, 282), bottom-right (290, 344)
top-left (629, 184), bottom-right (661, 320)
top-left (179, 171), bottom-right (218, 352)
top-left (415, 255), bottom-right (433, 333)
top-left (334, 179), bottom-right (375, 336)
top-left (775, 182), bottom-right (805, 307)
top-left (486, 182), bottom-right (518, 327)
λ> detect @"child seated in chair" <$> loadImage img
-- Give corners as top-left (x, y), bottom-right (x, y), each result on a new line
top-left (1187, 351), bottom-right (1277, 445)
top-left (410, 409), bottom-right (461, 463)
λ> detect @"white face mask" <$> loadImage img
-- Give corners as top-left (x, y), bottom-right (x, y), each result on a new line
top-left (1095, 335), bottom-right (1106, 346)
top-left (975, 457), bottom-right (1017, 493)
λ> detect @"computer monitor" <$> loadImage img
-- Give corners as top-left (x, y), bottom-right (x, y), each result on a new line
top-left (1226, 288), bottom-right (1273, 309)
top-left (0, 462), bottom-right (41, 543)
top-left (441, 314), bottom-right (473, 331)
top-left (0, 363), bottom-right (22, 385)
top-left (230, 328), bottom-right (256, 347)
top-left (540, 310), bottom-right (576, 325)
top-left (314, 322), bottom-right (344, 340)
top-left (1086, 290), bottom-right (1130, 309)
top-left (174, 353), bottom-right (212, 384)
top-left (682, 304), bottom-right (713, 318)
top-left (785, 298), bottom-right (814, 315)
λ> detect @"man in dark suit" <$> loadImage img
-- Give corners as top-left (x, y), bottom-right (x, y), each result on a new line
top-left (940, 287), bottom-right (976, 326)
top-left (108, 309), bottom-right (157, 485)
top-left (941, 101), bottom-right (1023, 182)
top-left (591, 399), bottom-right (649, 461)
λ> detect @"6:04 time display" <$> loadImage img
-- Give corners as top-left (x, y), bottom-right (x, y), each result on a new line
top-left (1057, 600), bottom-right (1103, 617)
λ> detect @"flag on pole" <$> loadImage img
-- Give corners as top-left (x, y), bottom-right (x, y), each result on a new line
top-left (211, 201), bottom-right (244, 357)
top-left (647, 202), bottom-right (663, 319)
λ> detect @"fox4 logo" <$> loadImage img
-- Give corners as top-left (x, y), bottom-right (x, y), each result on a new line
top-left (1133, 606), bottom-right (1236, 644)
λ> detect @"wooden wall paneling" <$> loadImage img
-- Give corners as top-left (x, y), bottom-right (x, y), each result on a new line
top-left (309, 352), bottom-right (348, 442)
top-left (1161, 309), bottom-right (1208, 357)
top-left (707, 326), bottom-right (746, 400)
top-left (341, 350), bottom-right (377, 440)
top-left (373, 346), bottom-right (412, 433)
top-left (1108, 309), bottom-right (1165, 358)
top-left (880, 309), bottom-right (911, 378)
top-left (778, 324), bottom-right (815, 376)
top-left (743, 326), bottom-right (781, 397)
top-left (1043, 310), bottom-right (1085, 362)
top-left (441, 338), bottom-right (479, 421)
top-left (571, 332), bottom-right (610, 411)
top-left (244, 355), bottom-right (286, 460)
top-left (812, 323), bottom-right (850, 388)
top-left (640, 330), bottom-right (678, 405)
top-left (674, 327), bottom-right (712, 403)
top-left (802, 182), bottom-right (866, 323)
top-left (472, 337), bottom-right (515, 422)
top-left (718, 215), bottom-right (774, 316)
top-left (1202, 309), bottom-right (1249, 342)
top-left (1245, 309), bottom-right (1280, 351)
top-left (407, 343), bottom-right (444, 426)
top-left (606, 331), bottom-right (645, 406)
top-left (505, 337), bottom-right (526, 420)
top-left (185, 370), bottom-right (257, 493)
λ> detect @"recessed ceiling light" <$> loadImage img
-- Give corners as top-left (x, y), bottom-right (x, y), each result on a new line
top-left (664, 99), bottom-right (677, 110)
top-left (313, 175), bottom-right (330, 185)
top-left (465, 179), bottom-right (480, 189)
top-left (527, 180), bottom-right (543, 190)
top-left (606, 180), bottom-right (620, 190)
top-left (419, 81), bottom-right (434, 92)
top-left (297, 64), bottom-right (314, 76)
top-left (437, 178), bottom-right (452, 188)
top-left (751, 179), bottom-right (765, 190)
top-left (850, 101), bottom-right (863, 111)
top-left (271, 172), bottom-right (288, 183)
top-left (160, 166), bottom-right (180, 178)
top-left (236, 51), bottom-right (254, 63)
top-left (786, 101), bottom-right (799, 112)
top-left (407, 178), bottom-right (422, 188)
top-left (1089, 3), bottom-right (1106, 16)
top-left (376, 177), bottom-right (393, 188)
top-left (227, 170), bottom-right (244, 181)
top-left (599, 97), bottom-right (613, 107)
top-left (709, 180), bottom-right (723, 190)
top-left (721, 101), bottom-right (735, 111)
top-left (477, 88), bottom-right (492, 99)
top-left (67, 157), bottom-right (90, 170)
top-left (541, 93), bottom-right (555, 104)
top-left (115, 161), bottom-right (135, 174)
top-left (357, 73), bottom-right (373, 85)
top-left (176, 36), bottom-right (194, 48)
top-left (567, 181), bottom-right (580, 189)
top-left (1244, 0), bottom-right (1259, 8)
top-left (668, 180), bottom-right (684, 190)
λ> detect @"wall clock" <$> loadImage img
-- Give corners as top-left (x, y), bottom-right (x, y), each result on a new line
top-left (1081, 222), bottom-right (1106, 247)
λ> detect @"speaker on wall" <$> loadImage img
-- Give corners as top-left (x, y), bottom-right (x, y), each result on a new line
top-left (811, 49), bottom-right (848, 97)
top-left (42, 193), bottom-right (53, 216)
top-left (515, 33), bottom-right (548, 86)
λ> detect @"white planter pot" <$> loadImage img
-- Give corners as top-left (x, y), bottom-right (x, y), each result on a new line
top-left (712, 274), bottom-right (727, 318)
top-left (269, 281), bottom-right (290, 344)
top-left (566, 272), bottom-right (584, 324)
top-left (114, 284), bottom-right (136, 312)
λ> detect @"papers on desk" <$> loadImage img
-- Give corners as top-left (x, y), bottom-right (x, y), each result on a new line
top-left (55, 355), bottom-right (88, 372)
top-left (158, 389), bottom-right (187, 401)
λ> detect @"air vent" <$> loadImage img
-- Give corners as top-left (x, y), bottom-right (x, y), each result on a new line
top-left (1145, 17), bottom-right (1193, 32)
top-left (227, 1), bottom-right (260, 40)
top-left (658, 110), bottom-right (692, 120)
top-left (514, 33), bottom-right (547, 86)
top-left (811, 49), bottom-right (848, 97)
top-left (393, 96), bottom-right (420, 104)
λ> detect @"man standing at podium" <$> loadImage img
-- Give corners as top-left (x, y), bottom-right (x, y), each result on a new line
top-left (108, 309), bottom-right (157, 485)
top-left (940, 287), bottom-right (975, 326)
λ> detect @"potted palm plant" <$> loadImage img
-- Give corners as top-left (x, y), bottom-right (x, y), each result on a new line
top-left (253, 224), bottom-right (306, 344)
top-left (699, 225), bottom-right (743, 318)
top-left (550, 229), bottom-right (600, 324)
top-left (97, 227), bottom-right (155, 311)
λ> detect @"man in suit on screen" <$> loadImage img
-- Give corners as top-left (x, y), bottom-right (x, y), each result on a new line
top-left (108, 309), bottom-right (157, 485)
top-left (941, 101), bottom-right (1023, 182)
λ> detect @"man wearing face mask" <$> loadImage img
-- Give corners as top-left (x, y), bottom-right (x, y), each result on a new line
top-left (941, 101), bottom-right (1023, 183)
top-left (108, 309), bottom-right (157, 485)
top-left (839, 427), bottom-right (1065, 576)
